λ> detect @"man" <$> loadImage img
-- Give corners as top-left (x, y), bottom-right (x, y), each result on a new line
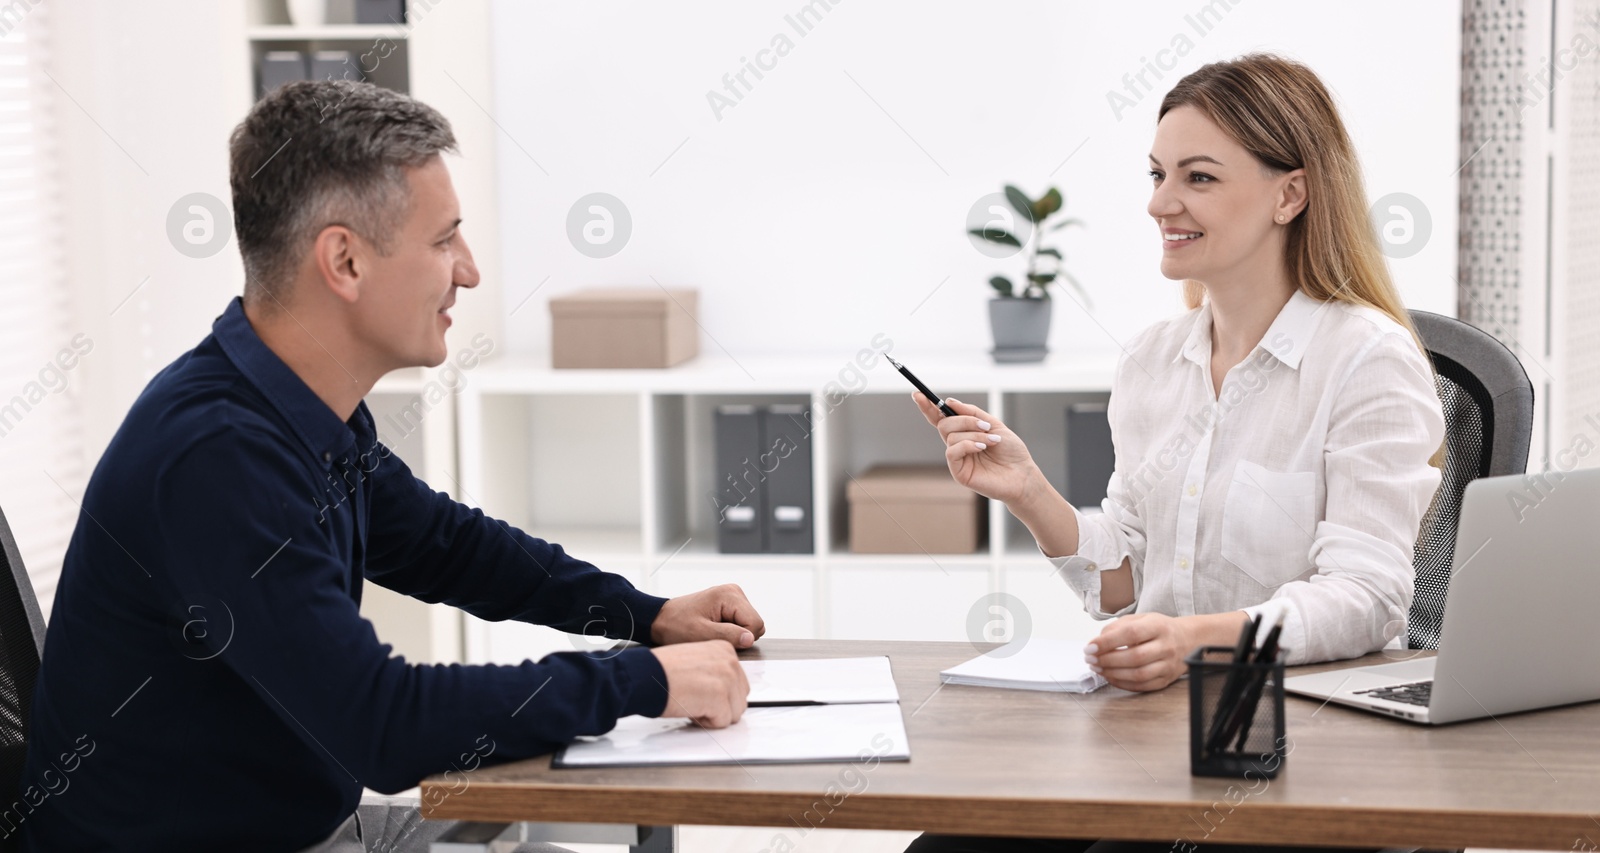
top-left (19, 80), bottom-right (758, 851)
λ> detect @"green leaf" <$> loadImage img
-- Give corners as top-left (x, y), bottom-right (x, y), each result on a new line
top-left (989, 275), bottom-right (1015, 297)
top-left (968, 227), bottom-right (1022, 248)
top-left (1027, 272), bottom-right (1057, 285)
top-left (1003, 185), bottom-right (1036, 224)
top-left (1036, 247), bottom-right (1063, 260)
top-left (1050, 217), bottom-right (1085, 232)
top-left (1032, 187), bottom-right (1063, 220)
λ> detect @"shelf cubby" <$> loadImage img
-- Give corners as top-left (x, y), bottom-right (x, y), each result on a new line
top-left (822, 388), bottom-right (993, 558)
top-left (998, 390), bottom-right (1113, 557)
top-left (460, 391), bottom-right (644, 562)
top-left (648, 392), bottom-right (812, 558)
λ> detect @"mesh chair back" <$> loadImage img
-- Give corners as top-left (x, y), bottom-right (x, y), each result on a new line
top-left (1407, 311), bottom-right (1533, 649)
top-left (0, 506), bottom-right (46, 827)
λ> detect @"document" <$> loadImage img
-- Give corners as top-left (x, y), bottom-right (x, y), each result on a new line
top-left (554, 656), bottom-right (909, 768)
top-left (554, 703), bottom-right (911, 768)
top-left (744, 656), bottom-right (899, 706)
top-left (941, 637), bottom-right (1108, 693)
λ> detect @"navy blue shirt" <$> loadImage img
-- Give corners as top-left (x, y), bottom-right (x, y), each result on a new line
top-left (19, 298), bottom-right (670, 851)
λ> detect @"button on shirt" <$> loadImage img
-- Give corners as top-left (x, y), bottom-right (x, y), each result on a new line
top-left (1051, 290), bottom-right (1445, 665)
top-left (22, 298), bottom-right (671, 852)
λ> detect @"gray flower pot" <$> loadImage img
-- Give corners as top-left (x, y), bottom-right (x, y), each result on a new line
top-left (988, 297), bottom-right (1052, 363)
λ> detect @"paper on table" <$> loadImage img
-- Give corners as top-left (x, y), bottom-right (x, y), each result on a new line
top-left (743, 656), bottom-right (899, 706)
top-left (940, 637), bottom-right (1108, 693)
top-left (554, 702), bottom-right (911, 768)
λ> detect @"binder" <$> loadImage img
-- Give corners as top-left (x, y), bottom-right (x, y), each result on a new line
top-left (259, 51), bottom-right (308, 99)
top-left (310, 50), bottom-right (359, 85)
top-left (1066, 403), bottom-right (1113, 509)
top-left (356, 0), bottom-right (407, 24)
top-left (760, 404), bottom-right (814, 554)
top-left (713, 405), bottom-right (764, 553)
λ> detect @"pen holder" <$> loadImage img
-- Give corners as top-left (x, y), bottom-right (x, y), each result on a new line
top-left (1186, 645), bottom-right (1288, 779)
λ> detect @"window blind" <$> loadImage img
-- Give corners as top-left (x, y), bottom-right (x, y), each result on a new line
top-left (0, 3), bottom-right (82, 622)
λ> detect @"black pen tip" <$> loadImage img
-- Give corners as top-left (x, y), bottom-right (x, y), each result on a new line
top-left (885, 355), bottom-right (903, 370)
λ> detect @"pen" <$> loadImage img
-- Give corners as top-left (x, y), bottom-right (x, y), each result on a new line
top-left (1231, 621), bottom-right (1283, 751)
top-left (1204, 614), bottom-right (1260, 754)
top-left (886, 355), bottom-right (958, 417)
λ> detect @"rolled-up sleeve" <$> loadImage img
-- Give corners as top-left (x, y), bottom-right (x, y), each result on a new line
top-left (1249, 332), bottom-right (1445, 664)
top-left (1049, 502), bottom-right (1144, 618)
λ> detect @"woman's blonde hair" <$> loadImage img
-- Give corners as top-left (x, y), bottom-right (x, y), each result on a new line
top-left (1160, 54), bottom-right (1425, 345)
top-left (1159, 53), bottom-right (1442, 464)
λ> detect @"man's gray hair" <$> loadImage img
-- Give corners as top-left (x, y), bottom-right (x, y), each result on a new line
top-left (229, 80), bottom-right (456, 305)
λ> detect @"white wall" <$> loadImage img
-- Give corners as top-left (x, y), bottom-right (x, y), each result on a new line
top-left (52, 0), bottom-right (252, 462)
top-left (490, 0), bottom-right (1461, 363)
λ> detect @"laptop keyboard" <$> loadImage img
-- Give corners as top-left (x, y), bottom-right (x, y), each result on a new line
top-left (1355, 680), bottom-right (1432, 706)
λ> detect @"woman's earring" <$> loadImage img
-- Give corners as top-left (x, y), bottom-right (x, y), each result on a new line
top-left (1276, 214), bottom-right (1286, 223)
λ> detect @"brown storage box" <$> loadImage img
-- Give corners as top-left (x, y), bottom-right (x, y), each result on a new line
top-left (846, 465), bottom-right (985, 554)
top-left (549, 288), bottom-right (699, 369)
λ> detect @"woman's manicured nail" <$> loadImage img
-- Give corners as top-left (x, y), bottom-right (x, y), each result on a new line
top-left (977, 420), bottom-right (991, 430)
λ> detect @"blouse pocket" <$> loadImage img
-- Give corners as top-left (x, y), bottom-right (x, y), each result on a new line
top-left (1219, 460), bottom-right (1318, 588)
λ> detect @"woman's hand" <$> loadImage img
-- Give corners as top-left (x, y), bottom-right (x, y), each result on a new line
top-left (911, 393), bottom-right (1042, 505)
top-left (1083, 613), bottom-right (1196, 692)
top-left (1084, 612), bottom-right (1251, 692)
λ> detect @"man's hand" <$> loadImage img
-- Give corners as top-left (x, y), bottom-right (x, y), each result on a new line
top-left (651, 639), bottom-right (749, 728)
top-left (1084, 612), bottom-right (1250, 692)
top-left (650, 584), bottom-right (765, 649)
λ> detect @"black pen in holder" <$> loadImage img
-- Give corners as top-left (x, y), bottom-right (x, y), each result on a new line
top-left (1186, 646), bottom-right (1288, 779)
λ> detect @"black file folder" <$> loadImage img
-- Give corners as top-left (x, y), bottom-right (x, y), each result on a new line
top-left (259, 51), bottom-right (308, 99)
top-left (760, 404), bottom-right (814, 554)
top-left (1066, 403), bottom-right (1113, 509)
top-left (714, 405), bottom-right (764, 553)
top-left (310, 50), bottom-right (359, 85)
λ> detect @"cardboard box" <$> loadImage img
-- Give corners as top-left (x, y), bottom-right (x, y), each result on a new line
top-left (846, 465), bottom-right (985, 554)
top-left (549, 288), bottom-right (699, 369)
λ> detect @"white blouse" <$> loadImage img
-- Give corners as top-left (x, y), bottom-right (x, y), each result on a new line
top-left (1050, 289), bottom-right (1446, 665)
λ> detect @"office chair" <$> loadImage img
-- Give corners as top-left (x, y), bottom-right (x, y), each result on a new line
top-left (1371, 314), bottom-right (1532, 853)
top-left (1405, 310), bottom-right (1534, 651)
top-left (0, 504), bottom-right (47, 853)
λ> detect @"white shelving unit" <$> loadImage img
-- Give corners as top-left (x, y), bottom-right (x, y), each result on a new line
top-left (453, 349), bottom-right (1118, 666)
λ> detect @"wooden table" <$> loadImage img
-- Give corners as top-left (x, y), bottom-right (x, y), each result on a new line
top-left (421, 640), bottom-right (1600, 850)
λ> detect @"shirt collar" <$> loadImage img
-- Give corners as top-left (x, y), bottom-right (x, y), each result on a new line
top-left (1175, 301), bottom-right (1213, 367)
top-left (212, 297), bottom-right (356, 466)
top-left (1257, 288), bottom-right (1325, 369)
top-left (1172, 288), bottom-right (1327, 371)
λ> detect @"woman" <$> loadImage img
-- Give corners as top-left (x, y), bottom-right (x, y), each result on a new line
top-left (905, 53), bottom-right (1445, 852)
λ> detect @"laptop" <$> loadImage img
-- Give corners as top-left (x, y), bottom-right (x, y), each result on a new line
top-left (1283, 466), bottom-right (1600, 724)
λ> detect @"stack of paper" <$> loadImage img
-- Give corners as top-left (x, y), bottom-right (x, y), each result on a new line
top-left (745, 656), bottom-right (899, 705)
top-left (555, 656), bottom-right (911, 768)
top-left (940, 637), bottom-right (1108, 693)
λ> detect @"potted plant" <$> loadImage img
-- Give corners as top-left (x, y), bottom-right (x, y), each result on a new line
top-left (967, 184), bottom-right (1088, 363)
